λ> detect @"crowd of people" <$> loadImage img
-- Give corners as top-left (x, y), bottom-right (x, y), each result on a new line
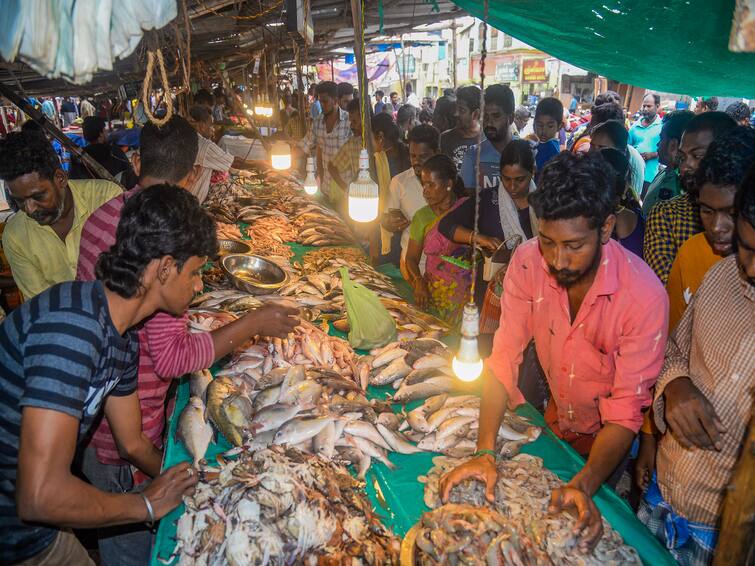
top-left (0, 76), bottom-right (751, 566)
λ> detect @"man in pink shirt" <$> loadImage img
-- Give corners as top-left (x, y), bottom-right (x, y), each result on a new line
top-left (77, 116), bottom-right (298, 565)
top-left (441, 152), bottom-right (668, 552)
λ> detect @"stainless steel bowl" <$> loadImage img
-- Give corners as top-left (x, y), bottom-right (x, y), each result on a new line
top-left (221, 254), bottom-right (289, 295)
top-left (217, 239), bottom-right (253, 256)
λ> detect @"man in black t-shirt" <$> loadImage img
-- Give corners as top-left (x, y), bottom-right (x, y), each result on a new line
top-left (440, 85), bottom-right (482, 169)
top-left (69, 116), bottom-right (138, 189)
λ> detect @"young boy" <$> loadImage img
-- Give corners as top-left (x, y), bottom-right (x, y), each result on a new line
top-left (533, 97), bottom-right (564, 175)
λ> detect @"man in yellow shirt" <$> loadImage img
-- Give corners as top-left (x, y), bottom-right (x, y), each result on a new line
top-left (0, 130), bottom-right (121, 299)
top-left (666, 127), bottom-right (755, 330)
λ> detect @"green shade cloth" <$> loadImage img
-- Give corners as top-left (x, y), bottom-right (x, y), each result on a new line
top-left (450, 0), bottom-right (755, 98)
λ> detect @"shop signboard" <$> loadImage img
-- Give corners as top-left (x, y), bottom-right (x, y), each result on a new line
top-left (522, 58), bottom-right (547, 82)
top-left (495, 61), bottom-right (519, 83)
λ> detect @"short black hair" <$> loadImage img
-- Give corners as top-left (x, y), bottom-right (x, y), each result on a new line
top-left (419, 109), bottom-right (433, 123)
top-left (535, 97), bottom-right (563, 123)
top-left (696, 126), bottom-right (755, 191)
top-left (644, 93), bottom-right (661, 106)
top-left (0, 130), bottom-right (61, 182)
top-left (82, 116), bottom-right (106, 143)
top-left (337, 82), bottom-right (354, 98)
top-left (500, 138), bottom-right (534, 173)
top-left (407, 123), bottom-right (440, 151)
top-left (599, 147), bottom-right (631, 202)
top-left (433, 95), bottom-right (457, 130)
top-left (594, 90), bottom-right (621, 106)
top-left (484, 84), bottom-right (515, 115)
top-left (661, 110), bottom-right (695, 142)
top-left (699, 97), bottom-right (719, 111)
top-left (592, 120), bottom-right (629, 151)
top-left (371, 113), bottom-right (401, 143)
top-left (397, 104), bottom-right (418, 123)
top-left (139, 116), bottom-right (199, 183)
top-left (375, 90), bottom-right (384, 98)
top-left (725, 101), bottom-right (751, 123)
top-left (189, 104), bottom-right (213, 124)
top-left (529, 152), bottom-right (615, 230)
top-left (737, 163), bottom-right (755, 229)
top-left (390, 91), bottom-right (399, 97)
top-left (346, 98), bottom-right (361, 114)
top-left (317, 81), bottom-right (338, 99)
top-left (590, 102), bottom-right (624, 126)
top-left (456, 86), bottom-right (481, 113)
top-left (96, 184), bottom-right (217, 298)
top-left (421, 154), bottom-right (465, 197)
top-left (194, 89), bottom-right (214, 107)
top-left (684, 111), bottom-right (737, 139)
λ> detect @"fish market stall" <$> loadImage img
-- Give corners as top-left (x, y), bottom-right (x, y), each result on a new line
top-left (151, 170), bottom-right (674, 565)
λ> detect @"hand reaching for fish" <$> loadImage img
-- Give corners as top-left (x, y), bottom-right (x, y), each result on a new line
top-left (142, 462), bottom-right (199, 521)
top-left (245, 303), bottom-right (300, 338)
top-left (412, 278), bottom-right (430, 310)
top-left (548, 485), bottom-right (604, 554)
top-left (439, 454), bottom-right (498, 504)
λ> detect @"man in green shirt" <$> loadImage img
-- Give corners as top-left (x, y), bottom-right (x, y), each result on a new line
top-left (642, 111), bottom-right (694, 217)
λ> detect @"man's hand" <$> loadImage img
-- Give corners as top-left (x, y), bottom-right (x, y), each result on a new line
top-left (141, 463), bottom-right (198, 520)
top-left (243, 304), bottom-right (299, 338)
top-left (640, 152), bottom-right (658, 161)
top-left (476, 235), bottom-right (503, 254)
top-left (634, 432), bottom-right (656, 491)
top-left (549, 486), bottom-right (603, 553)
top-left (664, 377), bottom-right (726, 450)
top-left (382, 210), bottom-right (410, 232)
top-left (439, 455), bottom-right (498, 503)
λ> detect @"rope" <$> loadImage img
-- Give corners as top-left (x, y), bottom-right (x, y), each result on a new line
top-left (469, 0), bottom-right (488, 304)
top-left (195, 0), bottom-right (283, 20)
top-left (141, 49), bottom-right (173, 127)
top-left (360, 0), bottom-right (366, 149)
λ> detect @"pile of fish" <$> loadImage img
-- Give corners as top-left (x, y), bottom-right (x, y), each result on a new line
top-left (401, 394), bottom-right (541, 457)
top-left (364, 340), bottom-right (455, 402)
top-left (168, 445), bottom-right (400, 565)
top-left (412, 503), bottom-right (520, 565)
top-left (191, 290), bottom-right (264, 315)
top-left (215, 222), bottom-right (243, 240)
top-left (416, 454), bottom-right (642, 565)
top-left (188, 309), bottom-right (238, 332)
top-left (180, 364), bottom-right (423, 477)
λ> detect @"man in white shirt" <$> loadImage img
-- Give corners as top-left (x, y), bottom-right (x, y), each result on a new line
top-left (382, 124), bottom-right (439, 272)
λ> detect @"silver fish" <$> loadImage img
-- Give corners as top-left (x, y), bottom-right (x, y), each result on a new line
top-left (177, 396), bottom-right (213, 467)
top-left (273, 416), bottom-right (333, 445)
top-left (377, 423), bottom-right (422, 454)
top-left (251, 403), bottom-right (305, 433)
top-left (370, 357), bottom-right (412, 386)
top-left (252, 385), bottom-right (281, 412)
top-left (189, 369), bottom-right (213, 404)
top-left (344, 421), bottom-right (392, 451)
top-left (376, 412), bottom-right (401, 431)
top-left (313, 420), bottom-right (336, 459)
top-left (346, 434), bottom-right (396, 470)
top-left (247, 429), bottom-right (276, 451)
top-left (278, 379), bottom-right (322, 406)
top-left (413, 354), bottom-right (450, 370)
top-left (393, 376), bottom-right (454, 404)
top-left (436, 416), bottom-right (478, 441)
top-left (372, 347), bottom-right (408, 368)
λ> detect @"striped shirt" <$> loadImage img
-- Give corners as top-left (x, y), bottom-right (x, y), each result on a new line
top-left (77, 189), bottom-right (214, 465)
top-left (298, 108), bottom-right (351, 197)
top-left (653, 256), bottom-right (755, 525)
top-left (643, 192), bottom-right (702, 284)
top-left (0, 282), bottom-right (138, 563)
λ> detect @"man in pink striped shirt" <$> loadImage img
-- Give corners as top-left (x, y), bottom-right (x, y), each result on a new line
top-left (77, 116), bottom-right (298, 565)
top-left (442, 152), bottom-right (668, 552)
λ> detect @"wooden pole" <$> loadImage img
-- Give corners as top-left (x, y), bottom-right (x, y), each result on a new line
top-left (451, 20), bottom-right (458, 90)
top-left (350, 0), bottom-right (374, 157)
top-left (713, 400), bottom-right (755, 566)
top-left (0, 83), bottom-right (121, 186)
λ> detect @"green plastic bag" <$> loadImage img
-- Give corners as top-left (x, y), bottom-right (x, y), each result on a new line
top-left (339, 267), bottom-right (397, 349)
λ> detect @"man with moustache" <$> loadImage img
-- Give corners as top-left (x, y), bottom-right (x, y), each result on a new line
top-left (441, 152), bottom-right (668, 553)
top-left (460, 84), bottom-right (516, 191)
top-left (299, 81), bottom-right (351, 200)
top-left (0, 130), bottom-right (121, 300)
top-left (644, 112), bottom-right (737, 283)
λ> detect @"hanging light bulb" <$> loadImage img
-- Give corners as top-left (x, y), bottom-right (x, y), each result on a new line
top-left (271, 141), bottom-right (292, 170)
top-left (303, 156), bottom-right (319, 195)
top-left (452, 303), bottom-right (483, 382)
top-left (348, 149), bottom-right (379, 222)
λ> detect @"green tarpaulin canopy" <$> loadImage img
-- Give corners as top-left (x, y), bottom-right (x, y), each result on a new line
top-left (449, 0), bottom-right (755, 98)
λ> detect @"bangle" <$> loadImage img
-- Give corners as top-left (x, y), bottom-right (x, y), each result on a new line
top-left (473, 449), bottom-right (497, 460)
top-left (140, 493), bottom-right (155, 528)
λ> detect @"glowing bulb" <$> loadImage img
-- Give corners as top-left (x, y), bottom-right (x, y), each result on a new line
top-left (271, 141), bottom-right (292, 170)
top-left (348, 149), bottom-right (379, 222)
top-left (246, 108), bottom-right (254, 116)
top-left (452, 303), bottom-right (482, 382)
top-left (303, 157), bottom-right (318, 195)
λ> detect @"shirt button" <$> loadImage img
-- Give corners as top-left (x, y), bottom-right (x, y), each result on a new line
top-left (561, 366), bottom-right (567, 372)
top-left (559, 393), bottom-right (565, 399)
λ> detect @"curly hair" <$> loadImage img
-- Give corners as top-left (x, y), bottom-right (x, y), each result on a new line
top-left (500, 138), bottom-right (535, 173)
top-left (529, 152), bottom-right (615, 230)
top-left (661, 110), bottom-right (695, 142)
top-left (737, 163), bottom-right (755, 229)
top-left (421, 154), bottom-right (465, 197)
top-left (0, 130), bottom-right (61, 182)
top-left (96, 185), bottom-right (218, 298)
top-left (725, 101), bottom-right (751, 124)
top-left (696, 126), bottom-right (755, 190)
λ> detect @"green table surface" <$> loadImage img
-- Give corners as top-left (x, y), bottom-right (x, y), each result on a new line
top-left (151, 225), bottom-right (674, 565)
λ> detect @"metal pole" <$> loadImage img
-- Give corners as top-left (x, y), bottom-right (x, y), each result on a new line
top-left (0, 83), bottom-right (121, 186)
top-left (451, 20), bottom-right (458, 90)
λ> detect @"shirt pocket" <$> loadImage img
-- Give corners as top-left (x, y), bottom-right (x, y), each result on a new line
top-left (576, 339), bottom-right (614, 392)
